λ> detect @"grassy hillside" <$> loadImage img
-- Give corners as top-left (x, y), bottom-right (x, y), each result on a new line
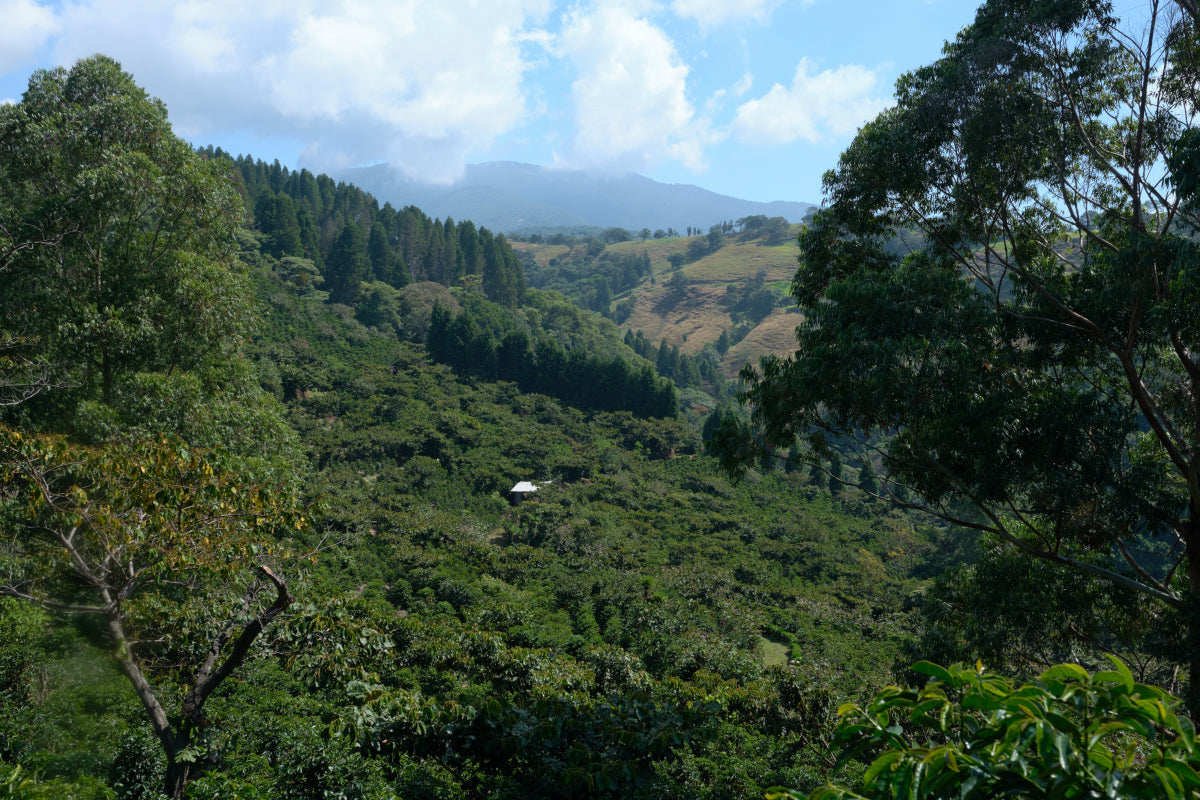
top-left (514, 226), bottom-right (806, 379)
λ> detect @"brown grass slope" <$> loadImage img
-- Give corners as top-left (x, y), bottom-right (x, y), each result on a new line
top-left (513, 228), bottom-right (804, 380)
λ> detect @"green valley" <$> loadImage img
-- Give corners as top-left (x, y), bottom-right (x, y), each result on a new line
top-left (6, 0), bottom-right (1200, 795)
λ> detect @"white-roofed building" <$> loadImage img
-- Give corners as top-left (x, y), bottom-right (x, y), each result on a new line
top-left (508, 481), bottom-right (539, 505)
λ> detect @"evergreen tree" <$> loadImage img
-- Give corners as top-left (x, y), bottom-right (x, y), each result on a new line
top-left (443, 218), bottom-right (462, 283)
top-left (447, 312), bottom-right (479, 372)
top-left (458, 219), bottom-right (484, 276)
top-left (702, 406), bottom-right (730, 447)
top-left (367, 222), bottom-right (392, 283)
top-left (498, 330), bottom-right (532, 384)
top-left (324, 222), bottom-right (370, 306)
top-left (594, 277), bottom-right (613, 317)
top-left (255, 193), bottom-right (303, 258)
top-left (427, 303), bottom-right (452, 363)
top-left (656, 338), bottom-right (674, 379)
top-left (716, 329), bottom-right (731, 355)
top-left (827, 452), bottom-right (843, 494)
top-left (425, 219), bottom-right (447, 284)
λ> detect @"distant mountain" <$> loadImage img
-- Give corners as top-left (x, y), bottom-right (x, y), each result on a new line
top-left (334, 161), bottom-right (815, 234)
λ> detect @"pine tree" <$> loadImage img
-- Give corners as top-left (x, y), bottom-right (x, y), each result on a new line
top-left (427, 303), bottom-right (452, 362)
top-left (325, 222), bottom-right (369, 306)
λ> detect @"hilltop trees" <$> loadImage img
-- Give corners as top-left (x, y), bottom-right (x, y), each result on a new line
top-left (426, 297), bottom-right (677, 418)
top-left (480, 230), bottom-right (526, 307)
top-left (227, 156), bottom-right (525, 305)
top-left (715, 0), bottom-right (1200, 708)
top-left (325, 221), bottom-right (370, 305)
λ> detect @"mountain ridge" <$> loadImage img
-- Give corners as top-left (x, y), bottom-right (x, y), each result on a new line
top-left (334, 160), bottom-right (816, 234)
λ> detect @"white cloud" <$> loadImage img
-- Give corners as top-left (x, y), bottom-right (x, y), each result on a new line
top-left (732, 57), bottom-right (887, 145)
top-left (670, 0), bottom-right (784, 28)
top-left (557, 6), bottom-right (713, 172)
top-left (24, 0), bottom-right (553, 181)
top-left (0, 0), bottom-right (60, 74)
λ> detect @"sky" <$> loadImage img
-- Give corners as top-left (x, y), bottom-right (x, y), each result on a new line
top-left (1, 0), bottom-right (1013, 204)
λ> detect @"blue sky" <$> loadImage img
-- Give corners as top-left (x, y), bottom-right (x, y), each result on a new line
top-left (0, 1), bottom-right (1065, 204)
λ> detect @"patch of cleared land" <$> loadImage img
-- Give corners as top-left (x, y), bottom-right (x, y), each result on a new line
top-left (509, 242), bottom-right (570, 268)
top-left (624, 284), bottom-right (732, 357)
top-left (514, 229), bottom-right (806, 378)
top-left (759, 635), bottom-right (791, 668)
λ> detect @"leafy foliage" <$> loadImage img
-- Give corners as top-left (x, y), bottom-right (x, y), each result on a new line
top-left (0, 56), bottom-right (249, 408)
top-left (715, 0), bottom-right (1200, 709)
top-left (0, 428), bottom-right (305, 797)
top-left (784, 659), bottom-right (1200, 800)
top-left (0, 50), bottom-right (1000, 800)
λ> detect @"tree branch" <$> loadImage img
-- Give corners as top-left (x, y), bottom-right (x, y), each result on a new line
top-left (180, 565), bottom-right (293, 721)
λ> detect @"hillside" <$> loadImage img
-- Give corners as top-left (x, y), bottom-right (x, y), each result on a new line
top-left (513, 224), bottom-right (807, 379)
top-left (0, 57), bottom-right (976, 799)
top-left (0, 217), bottom-right (974, 800)
top-left (6, 27), bottom-right (1198, 800)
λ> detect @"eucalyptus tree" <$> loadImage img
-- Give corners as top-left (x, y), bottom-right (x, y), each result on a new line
top-left (713, 0), bottom-right (1200, 707)
top-left (0, 55), bottom-right (249, 408)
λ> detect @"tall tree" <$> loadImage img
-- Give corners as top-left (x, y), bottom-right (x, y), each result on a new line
top-left (0, 59), bottom-right (307, 798)
top-left (482, 233), bottom-right (524, 307)
top-left (255, 192), bottom-right (303, 258)
top-left (0, 56), bottom-right (249, 405)
top-left (458, 218), bottom-right (484, 277)
top-left (324, 221), bottom-right (370, 306)
top-left (714, 0), bottom-right (1200, 709)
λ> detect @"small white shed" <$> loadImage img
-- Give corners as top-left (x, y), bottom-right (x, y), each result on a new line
top-left (509, 481), bottom-right (539, 505)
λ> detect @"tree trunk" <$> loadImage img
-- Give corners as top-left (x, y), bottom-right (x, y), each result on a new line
top-left (1187, 512), bottom-right (1200, 720)
top-left (164, 756), bottom-right (192, 800)
top-left (106, 566), bottom-right (293, 800)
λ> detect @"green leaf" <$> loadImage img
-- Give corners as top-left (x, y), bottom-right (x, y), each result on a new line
top-left (1156, 760), bottom-right (1200, 787)
top-left (863, 749), bottom-right (905, 785)
top-left (1150, 764), bottom-right (1183, 800)
top-left (911, 661), bottom-right (954, 684)
top-left (1176, 716), bottom-right (1196, 754)
top-left (1041, 664), bottom-right (1089, 684)
top-left (1102, 655), bottom-right (1135, 691)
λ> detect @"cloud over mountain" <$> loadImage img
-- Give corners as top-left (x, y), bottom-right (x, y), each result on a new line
top-left (0, 0), bottom-right (937, 201)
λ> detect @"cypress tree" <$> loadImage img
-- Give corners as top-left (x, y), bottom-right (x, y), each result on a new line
top-left (325, 222), bottom-right (370, 306)
top-left (427, 303), bottom-right (452, 363)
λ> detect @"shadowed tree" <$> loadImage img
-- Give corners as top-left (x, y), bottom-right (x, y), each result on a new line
top-left (713, 0), bottom-right (1200, 711)
top-left (0, 431), bottom-right (304, 799)
top-left (325, 221), bottom-right (370, 306)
